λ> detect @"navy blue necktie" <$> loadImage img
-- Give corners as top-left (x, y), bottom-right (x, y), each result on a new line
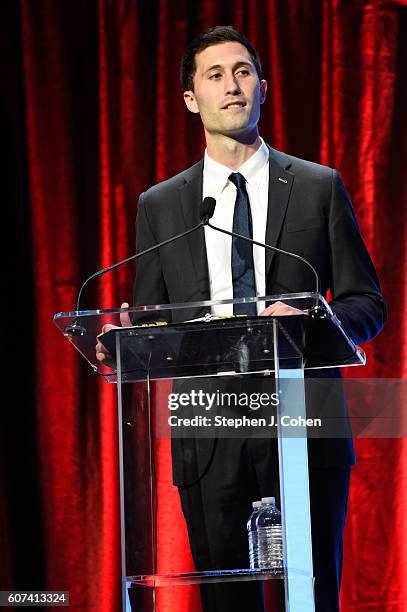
top-left (229, 172), bottom-right (257, 316)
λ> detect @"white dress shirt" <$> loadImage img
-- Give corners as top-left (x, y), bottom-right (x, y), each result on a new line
top-left (203, 138), bottom-right (269, 315)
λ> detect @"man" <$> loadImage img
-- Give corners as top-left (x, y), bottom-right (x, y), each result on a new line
top-left (97, 26), bottom-right (385, 611)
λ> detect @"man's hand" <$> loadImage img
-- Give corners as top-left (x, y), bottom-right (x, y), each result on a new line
top-left (259, 301), bottom-right (306, 317)
top-left (95, 302), bottom-right (133, 363)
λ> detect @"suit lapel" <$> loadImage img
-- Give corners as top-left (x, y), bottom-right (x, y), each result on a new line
top-left (265, 147), bottom-right (294, 274)
top-left (178, 160), bottom-right (211, 299)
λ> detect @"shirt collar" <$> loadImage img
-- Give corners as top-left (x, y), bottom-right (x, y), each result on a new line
top-left (236, 138), bottom-right (269, 187)
top-left (204, 137), bottom-right (269, 194)
top-left (203, 151), bottom-right (232, 198)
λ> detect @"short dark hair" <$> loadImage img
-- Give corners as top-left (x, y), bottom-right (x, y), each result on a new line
top-left (180, 25), bottom-right (262, 91)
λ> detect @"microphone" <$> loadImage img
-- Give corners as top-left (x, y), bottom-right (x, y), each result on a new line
top-left (201, 197), bottom-right (321, 307)
top-left (199, 196), bottom-right (216, 224)
top-left (64, 199), bottom-right (214, 336)
top-left (65, 196), bottom-right (321, 336)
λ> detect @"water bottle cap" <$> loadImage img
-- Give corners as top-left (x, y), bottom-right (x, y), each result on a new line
top-left (252, 500), bottom-right (262, 508)
top-left (261, 496), bottom-right (275, 505)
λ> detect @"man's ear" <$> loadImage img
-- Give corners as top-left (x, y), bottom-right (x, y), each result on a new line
top-left (259, 79), bottom-right (267, 105)
top-left (183, 90), bottom-right (200, 114)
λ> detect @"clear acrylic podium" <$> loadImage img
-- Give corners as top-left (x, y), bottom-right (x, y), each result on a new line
top-left (54, 293), bottom-right (366, 612)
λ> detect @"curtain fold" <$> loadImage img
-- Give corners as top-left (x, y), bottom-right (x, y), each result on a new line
top-left (5, 1), bottom-right (406, 610)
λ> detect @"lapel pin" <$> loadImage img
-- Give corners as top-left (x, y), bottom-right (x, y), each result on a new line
top-left (278, 177), bottom-right (288, 184)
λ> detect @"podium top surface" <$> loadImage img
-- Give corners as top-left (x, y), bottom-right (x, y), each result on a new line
top-left (54, 293), bottom-right (365, 383)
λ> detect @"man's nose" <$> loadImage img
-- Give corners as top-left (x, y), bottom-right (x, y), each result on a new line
top-left (224, 73), bottom-right (241, 95)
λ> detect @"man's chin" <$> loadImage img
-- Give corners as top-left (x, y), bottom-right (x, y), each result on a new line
top-left (205, 119), bottom-right (258, 142)
top-left (209, 119), bottom-right (250, 136)
top-left (221, 124), bottom-right (258, 141)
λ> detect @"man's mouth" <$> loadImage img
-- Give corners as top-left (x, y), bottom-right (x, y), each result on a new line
top-left (222, 101), bottom-right (246, 110)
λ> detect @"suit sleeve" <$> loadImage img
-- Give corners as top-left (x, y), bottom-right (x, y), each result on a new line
top-left (133, 192), bottom-right (170, 308)
top-left (327, 170), bottom-right (386, 344)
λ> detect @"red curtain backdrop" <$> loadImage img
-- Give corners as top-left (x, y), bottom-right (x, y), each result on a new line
top-left (3, 1), bottom-right (407, 610)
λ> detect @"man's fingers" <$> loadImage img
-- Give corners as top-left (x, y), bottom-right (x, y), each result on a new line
top-left (260, 301), bottom-right (285, 316)
top-left (260, 301), bottom-right (306, 316)
top-left (95, 302), bottom-right (132, 365)
top-left (100, 323), bottom-right (117, 335)
top-left (119, 302), bottom-right (132, 327)
top-left (95, 339), bottom-right (111, 362)
top-left (96, 326), bottom-right (116, 362)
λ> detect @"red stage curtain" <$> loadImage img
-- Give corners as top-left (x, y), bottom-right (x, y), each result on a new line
top-left (3, 1), bottom-right (406, 610)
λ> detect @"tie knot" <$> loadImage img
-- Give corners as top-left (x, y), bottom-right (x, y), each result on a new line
top-left (229, 172), bottom-right (246, 190)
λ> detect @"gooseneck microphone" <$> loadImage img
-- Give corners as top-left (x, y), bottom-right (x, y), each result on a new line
top-left (199, 196), bottom-right (216, 224)
top-left (65, 195), bottom-right (321, 336)
top-left (65, 199), bottom-right (214, 336)
top-left (201, 196), bottom-right (321, 299)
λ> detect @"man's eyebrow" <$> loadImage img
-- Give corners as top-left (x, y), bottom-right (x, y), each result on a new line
top-left (203, 60), bottom-right (253, 74)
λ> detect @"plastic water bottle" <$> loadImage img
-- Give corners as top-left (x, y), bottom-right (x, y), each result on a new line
top-left (247, 501), bottom-right (262, 568)
top-left (256, 496), bottom-right (284, 569)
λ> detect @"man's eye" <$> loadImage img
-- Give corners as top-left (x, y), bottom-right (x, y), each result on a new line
top-left (236, 69), bottom-right (250, 76)
top-left (209, 73), bottom-right (222, 80)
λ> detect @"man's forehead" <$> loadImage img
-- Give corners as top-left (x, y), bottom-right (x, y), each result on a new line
top-left (195, 41), bottom-right (253, 72)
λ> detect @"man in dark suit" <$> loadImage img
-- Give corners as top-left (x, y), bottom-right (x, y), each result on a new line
top-left (97, 26), bottom-right (385, 612)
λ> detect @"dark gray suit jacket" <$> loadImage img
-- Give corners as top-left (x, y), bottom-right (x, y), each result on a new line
top-left (133, 146), bottom-right (386, 482)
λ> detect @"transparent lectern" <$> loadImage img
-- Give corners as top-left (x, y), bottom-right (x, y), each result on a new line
top-left (54, 292), bottom-right (365, 612)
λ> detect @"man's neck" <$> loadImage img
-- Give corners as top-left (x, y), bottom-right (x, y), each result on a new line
top-left (205, 131), bottom-right (262, 170)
